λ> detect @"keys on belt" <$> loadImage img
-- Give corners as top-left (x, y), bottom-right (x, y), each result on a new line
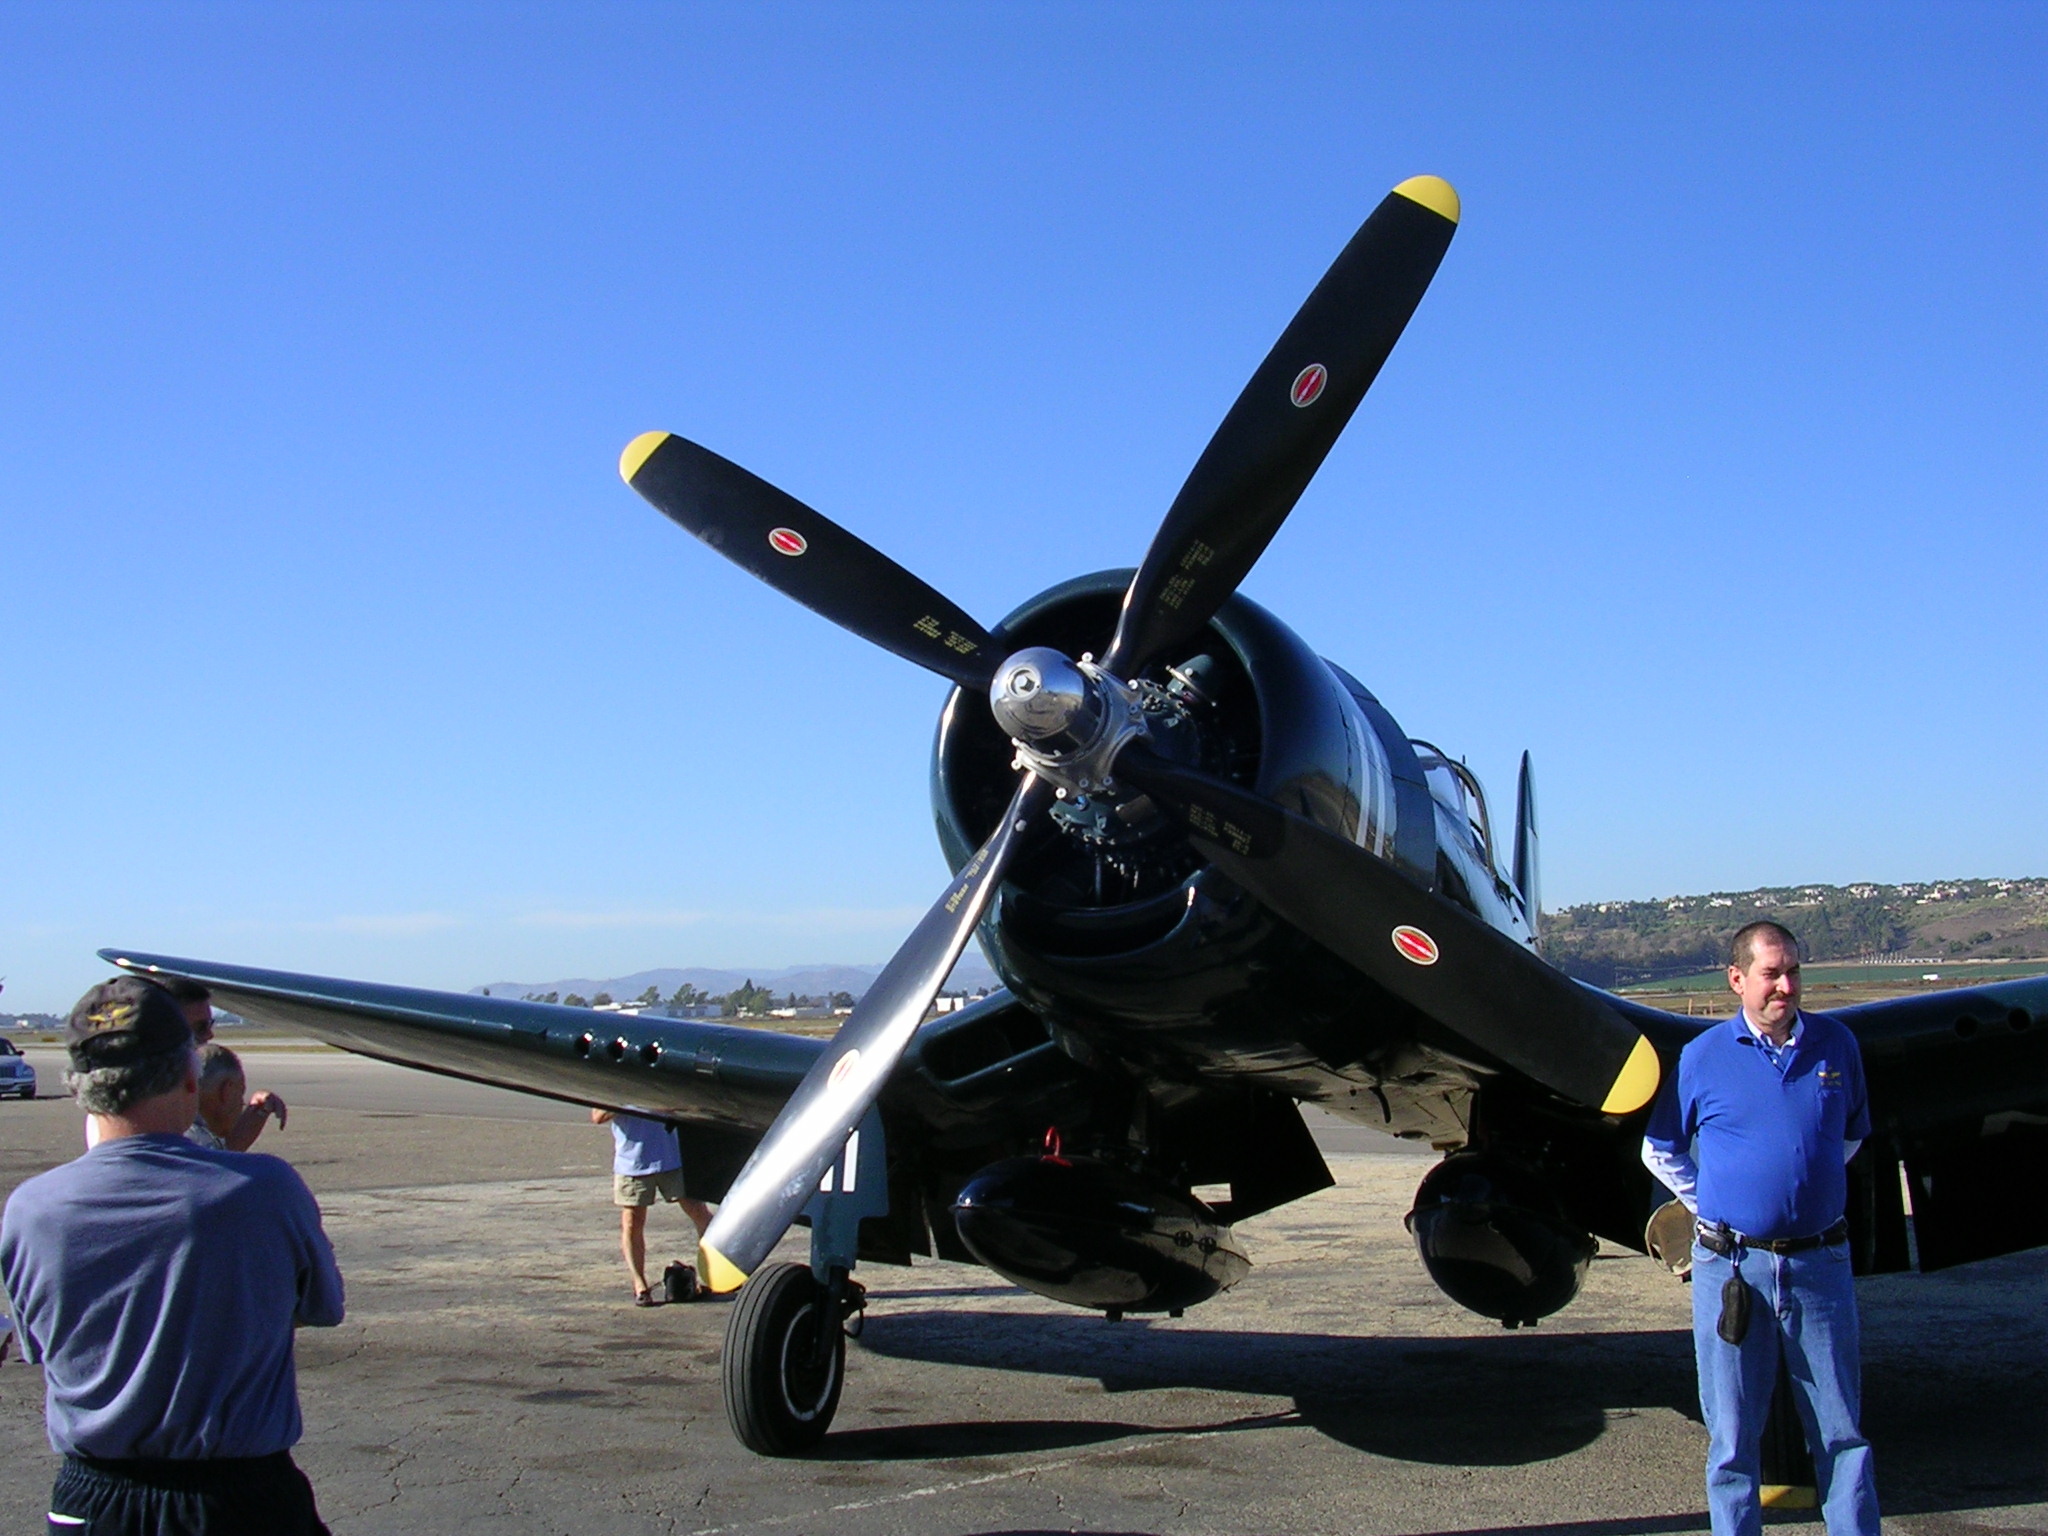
top-left (1696, 1218), bottom-right (1848, 1256)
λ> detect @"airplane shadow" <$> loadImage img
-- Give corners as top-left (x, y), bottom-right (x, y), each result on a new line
top-left (852, 1295), bottom-right (2048, 1519)
top-left (955, 1522), bottom-right (1717, 1536)
top-left (956, 1525), bottom-right (1718, 1536)
top-left (814, 1408), bottom-right (1291, 1464)
top-left (855, 1310), bottom-right (1691, 1466)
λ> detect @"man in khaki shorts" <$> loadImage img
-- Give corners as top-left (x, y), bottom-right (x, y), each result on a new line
top-left (591, 1109), bottom-right (713, 1305)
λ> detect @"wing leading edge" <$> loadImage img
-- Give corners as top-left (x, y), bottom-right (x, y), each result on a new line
top-left (102, 949), bottom-right (827, 1199)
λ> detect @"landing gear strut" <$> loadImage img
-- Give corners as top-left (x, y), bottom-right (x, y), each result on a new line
top-left (720, 1106), bottom-right (885, 1454)
top-left (721, 1263), bottom-right (866, 1456)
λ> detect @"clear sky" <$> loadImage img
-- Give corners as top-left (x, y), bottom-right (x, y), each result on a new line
top-left (3, 4), bottom-right (2042, 1014)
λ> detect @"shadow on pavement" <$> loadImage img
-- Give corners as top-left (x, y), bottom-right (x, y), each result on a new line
top-left (954, 1523), bottom-right (1719, 1536)
top-left (816, 1408), bottom-right (1293, 1463)
top-left (857, 1304), bottom-right (2048, 1518)
top-left (857, 1311), bottom-right (1690, 1465)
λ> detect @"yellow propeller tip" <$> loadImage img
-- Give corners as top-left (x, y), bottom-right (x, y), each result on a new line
top-left (697, 1240), bottom-right (750, 1294)
top-left (1393, 175), bottom-right (1460, 225)
top-left (1600, 1034), bottom-right (1662, 1115)
top-left (619, 430), bottom-right (671, 485)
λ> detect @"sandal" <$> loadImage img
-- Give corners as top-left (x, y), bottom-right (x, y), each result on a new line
top-left (633, 1288), bottom-right (658, 1307)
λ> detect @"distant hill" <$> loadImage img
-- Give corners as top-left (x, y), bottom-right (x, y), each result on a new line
top-left (474, 953), bottom-right (1000, 1007)
top-left (480, 884), bottom-right (2048, 1003)
top-left (1542, 877), bottom-right (2048, 986)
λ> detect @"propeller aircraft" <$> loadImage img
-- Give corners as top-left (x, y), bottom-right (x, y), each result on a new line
top-left (109, 174), bottom-right (2048, 1459)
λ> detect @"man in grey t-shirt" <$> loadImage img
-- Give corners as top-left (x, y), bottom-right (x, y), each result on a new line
top-left (159, 976), bottom-right (287, 1150)
top-left (187, 1042), bottom-right (251, 1152)
top-left (1, 977), bottom-right (344, 1534)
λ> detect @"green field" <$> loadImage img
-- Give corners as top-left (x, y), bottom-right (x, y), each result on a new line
top-left (1621, 958), bottom-right (2048, 994)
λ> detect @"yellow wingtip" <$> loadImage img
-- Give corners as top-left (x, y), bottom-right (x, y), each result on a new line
top-left (1393, 175), bottom-right (1460, 225)
top-left (697, 1240), bottom-right (750, 1295)
top-left (1760, 1486), bottom-right (1818, 1510)
top-left (1600, 1034), bottom-right (1662, 1115)
top-left (619, 430), bottom-right (672, 485)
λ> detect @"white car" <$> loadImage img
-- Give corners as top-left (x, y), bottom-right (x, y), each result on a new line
top-left (0, 1039), bottom-right (35, 1099)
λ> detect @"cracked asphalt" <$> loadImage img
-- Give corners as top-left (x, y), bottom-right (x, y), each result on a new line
top-left (0, 1047), bottom-right (2041, 1535)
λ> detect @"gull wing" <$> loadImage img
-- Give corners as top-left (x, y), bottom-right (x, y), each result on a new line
top-left (104, 948), bottom-right (825, 1199)
top-left (1830, 975), bottom-right (2048, 1272)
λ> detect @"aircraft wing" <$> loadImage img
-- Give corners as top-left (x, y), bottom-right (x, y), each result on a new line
top-left (103, 948), bottom-right (829, 1196)
top-left (104, 948), bottom-right (824, 1123)
top-left (1591, 977), bottom-right (2048, 1273)
top-left (1826, 975), bottom-right (2048, 1271)
top-left (101, 949), bottom-right (1095, 1223)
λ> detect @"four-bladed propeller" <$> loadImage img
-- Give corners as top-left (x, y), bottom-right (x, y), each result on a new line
top-left (620, 174), bottom-right (1645, 1294)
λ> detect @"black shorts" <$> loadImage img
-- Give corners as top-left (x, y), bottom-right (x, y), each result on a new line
top-left (50, 1450), bottom-right (328, 1536)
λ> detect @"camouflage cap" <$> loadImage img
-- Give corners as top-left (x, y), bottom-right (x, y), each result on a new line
top-left (66, 977), bottom-right (194, 1069)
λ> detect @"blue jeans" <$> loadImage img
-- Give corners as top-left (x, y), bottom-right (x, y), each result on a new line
top-left (1691, 1236), bottom-right (1880, 1536)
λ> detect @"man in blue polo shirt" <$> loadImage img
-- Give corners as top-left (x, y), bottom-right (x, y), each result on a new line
top-left (1642, 920), bottom-right (1879, 1536)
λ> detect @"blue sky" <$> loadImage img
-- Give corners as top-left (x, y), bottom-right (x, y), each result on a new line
top-left (3, 4), bottom-right (2042, 1014)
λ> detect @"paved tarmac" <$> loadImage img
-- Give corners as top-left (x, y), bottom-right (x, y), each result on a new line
top-left (0, 1047), bottom-right (2040, 1536)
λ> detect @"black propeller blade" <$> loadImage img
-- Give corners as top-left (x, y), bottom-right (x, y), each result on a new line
top-left (1103, 176), bottom-right (1461, 678)
top-left (621, 432), bottom-right (998, 690)
top-left (1114, 746), bottom-right (1661, 1116)
top-left (696, 773), bottom-right (1052, 1292)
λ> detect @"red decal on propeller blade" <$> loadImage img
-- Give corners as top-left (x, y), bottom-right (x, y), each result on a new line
top-left (1392, 925), bottom-right (1439, 965)
top-left (1290, 364), bottom-right (1328, 407)
top-left (768, 527), bottom-right (808, 557)
top-left (827, 1048), bottom-right (861, 1089)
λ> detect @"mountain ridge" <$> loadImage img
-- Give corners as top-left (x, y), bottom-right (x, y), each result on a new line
top-left (471, 878), bottom-right (2048, 1000)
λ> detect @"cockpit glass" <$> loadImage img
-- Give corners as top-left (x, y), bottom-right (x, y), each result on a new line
top-left (1411, 741), bottom-right (1499, 876)
top-left (1420, 758), bottom-right (1466, 815)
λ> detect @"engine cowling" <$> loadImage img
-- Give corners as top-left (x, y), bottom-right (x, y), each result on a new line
top-left (933, 570), bottom-right (1404, 949)
top-left (929, 570), bottom-right (1425, 1078)
top-left (953, 1154), bottom-right (1250, 1313)
top-left (1405, 1153), bottom-right (1596, 1327)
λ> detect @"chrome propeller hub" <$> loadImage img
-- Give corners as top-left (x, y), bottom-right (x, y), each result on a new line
top-left (989, 646), bottom-right (1152, 799)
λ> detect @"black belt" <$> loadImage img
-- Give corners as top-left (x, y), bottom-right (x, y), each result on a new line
top-left (1697, 1218), bottom-right (1847, 1256)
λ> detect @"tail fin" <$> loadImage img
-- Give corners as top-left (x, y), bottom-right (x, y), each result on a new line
top-left (1513, 751), bottom-right (1541, 941)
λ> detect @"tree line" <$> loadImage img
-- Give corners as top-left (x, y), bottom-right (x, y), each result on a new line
top-left (517, 980), bottom-right (856, 1017)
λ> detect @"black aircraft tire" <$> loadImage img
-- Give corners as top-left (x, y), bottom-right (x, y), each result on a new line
top-left (722, 1262), bottom-right (845, 1456)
